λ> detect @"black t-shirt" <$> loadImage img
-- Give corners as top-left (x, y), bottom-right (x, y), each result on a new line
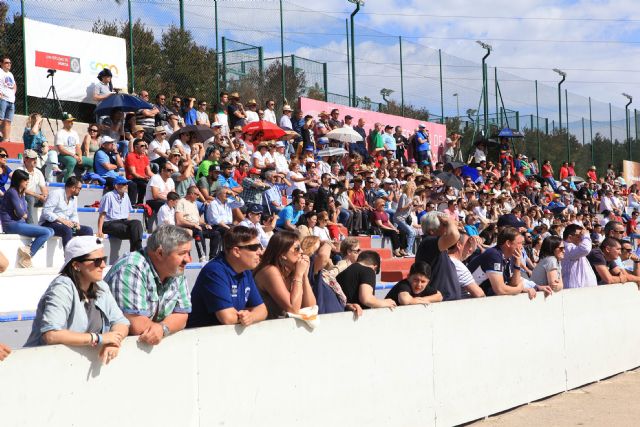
top-left (586, 248), bottom-right (616, 284)
top-left (415, 236), bottom-right (461, 301)
top-left (336, 263), bottom-right (376, 307)
top-left (466, 246), bottom-right (511, 296)
top-left (315, 186), bottom-right (332, 212)
top-left (385, 279), bottom-right (437, 305)
top-left (227, 103), bottom-right (246, 128)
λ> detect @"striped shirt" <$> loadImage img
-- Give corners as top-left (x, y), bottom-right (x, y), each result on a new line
top-left (105, 250), bottom-right (192, 322)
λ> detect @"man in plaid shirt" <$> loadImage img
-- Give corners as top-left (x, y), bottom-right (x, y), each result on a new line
top-left (105, 225), bottom-right (193, 345)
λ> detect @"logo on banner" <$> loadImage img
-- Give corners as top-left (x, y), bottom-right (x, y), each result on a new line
top-left (34, 51), bottom-right (81, 73)
top-left (90, 61), bottom-right (119, 76)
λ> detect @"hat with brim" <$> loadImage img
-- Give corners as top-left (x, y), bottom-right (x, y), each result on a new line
top-left (211, 122), bottom-right (223, 128)
top-left (154, 126), bottom-right (166, 135)
top-left (133, 125), bottom-right (145, 133)
top-left (283, 105), bottom-right (293, 112)
top-left (24, 149), bottom-right (38, 159)
top-left (246, 99), bottom-right (257, 106)
top-left (275, 141), bottom-right (285, 148)
top-left (257, 141), bottom-right (269, 148)
top-left (169, 148), bottom-right (181, 156)
top-left (113, 176), bottom-right (131, 186)
top-left (62, 113), bottom-right (76, 122)
top-left (229, 92), bottom-right (240, 99)
top-left (61, 236), bottom-right (104, 273)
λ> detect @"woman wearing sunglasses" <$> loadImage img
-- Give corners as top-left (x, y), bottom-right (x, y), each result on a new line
top-left (0, 146), bottom-right (11, 198)
top-left (25, 236), bottom-right (130, 365)
top-left (254, 230), bottom-right (316, 319)
top-left (530, 235), bottom-right (565, 293)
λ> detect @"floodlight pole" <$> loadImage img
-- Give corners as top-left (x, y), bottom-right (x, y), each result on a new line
top-left (623, 93), bottom-right (633, 159)
top-left (553, 69), bottom-right (566, 134)
top-left (349, 0), bottom-right (363, 108)
top-left (280, 0), bottom-right (286, 106)
top-left (453, 93), bottom-right (459, 119)
top-left (477, 41), bottom-right (491, 134)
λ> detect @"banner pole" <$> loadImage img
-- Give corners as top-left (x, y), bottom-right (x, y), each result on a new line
top-left (21, 0), bottom-right (28, 115)
top-left (128, 0), bottom-right (135, 93)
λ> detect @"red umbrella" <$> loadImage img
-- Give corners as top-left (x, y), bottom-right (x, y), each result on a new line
top-left (241, 120), bottom-right (286, 141)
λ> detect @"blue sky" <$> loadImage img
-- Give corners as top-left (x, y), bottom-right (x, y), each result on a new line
top-left (8, 0), bottom-right (640, 139)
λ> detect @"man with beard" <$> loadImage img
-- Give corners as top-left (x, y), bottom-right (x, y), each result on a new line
top-left (105, 225), bottom-right (193, 345)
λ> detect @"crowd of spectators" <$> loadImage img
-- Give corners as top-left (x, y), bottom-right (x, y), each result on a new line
top-left (3, 65), bottom-right (640, 363)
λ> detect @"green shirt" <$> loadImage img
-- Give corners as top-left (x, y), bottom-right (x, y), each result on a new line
top-left (104, 250), bottom-right (192, 322)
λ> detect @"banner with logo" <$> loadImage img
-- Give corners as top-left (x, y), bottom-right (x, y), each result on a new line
top-left (622, 160), bottom-right (640, 187)
top-left (24, 18), bottom-right (128, 104)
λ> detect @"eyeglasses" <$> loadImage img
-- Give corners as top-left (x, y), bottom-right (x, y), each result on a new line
top-left (613, 230), bottom-right (625, 234)
top-left (0, 153), bottom-right (7, 158)
top-left (137, 145), bottom-right (148, 149)
top-left (80, 256), bottom-right (108, 267)
top-left (621, 248), bottom-right (632, 252)
top-left (557, 246), bottom-right (565, 251)
top-left (349, 248), bottom-right (361, 254)
top-left (89, 128), bottom-right (98, 132)
top-left (236, 243), bottom-right (263, 252)
top-left (3, 61), bottom-right (11, 64)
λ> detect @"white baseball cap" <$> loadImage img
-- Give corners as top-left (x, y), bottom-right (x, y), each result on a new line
top-left (61, 236), bottom-right (104, 272)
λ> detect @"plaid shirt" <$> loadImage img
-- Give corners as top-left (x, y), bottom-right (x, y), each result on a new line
top-left (105, 250), bottom-right (191, 322)
top-left (239, 177), bottom-right (267, 205)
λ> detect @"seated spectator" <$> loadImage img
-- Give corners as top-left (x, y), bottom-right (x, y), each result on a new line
top-left (620, 240), bottom-right (640, 275)
top-left (81, 123), bottom-right (101, 158)
top-left (0, 169), bottom-right (54, 267)
top-left (96, 176), bottom-right (143, 252)
top-left (385, 261), bottom-right (443, 306)
top-left (25, 236), bottom-right (129, 365)
top-left (19, 149), bottom-right (47, 224)
top-left (40, 176), bottom-right (93, 247)
top-left (276, 194), bottom-right (306, 231)
top-left (187, 226), bottom-right (267, 327)
top-left (0, 249), bottom-right (7, 273)
top-left (336, 250), bottom-right (395, 310)
top-left (254, 230), bottom-right (317, 319)
top-left (0, 146), bottom-right (11, 197)
top-left (124, 138), bottom-right (154, 205)
top-left (239, 204), bottom-right (272, 248)
top-left (416, 211), bottom-right (461, 301)
top-left (105, 225), bottom-right (192, 345)
top-left (197, 164), bottom-right (221, 203)
top-left (93, 135), bottom-right (124, 183)
top-left (263, 170), bottom-right (289, 215)
top-left (157, 191), bottom-right (180, 226)
top-left (233, 159), bottom-right (250, 184)
top-left (334, 236), bottom-right (361, 273)
top-left (372, 197), bottom-right (403, 257)
top-left (55, 113), bottom-right (92, 181)
top-left (239, 167), bottom-right (271, 211)
top-left (206, 187), bottom-right (235, 258)
top-left (348, 177), bottom-right (371, 234)
top-left (587, 237), bottom-right (628, 285)
top-left (147, 126), bottom-right (170, 171)
top-left (466, 227), bottom-right (532, 298)
top-left (530, 236), bottom-right (565, 292)
top-left (297, 211), bottom-right (318, 239)
top-left (176, 185), bottom-right (214, 262)
top-left (196, 146), bottom-right (221, 181)
top-left (144, 162), bottom-right (176, 230)
top-left (446, 233), bottom-right (486, 298)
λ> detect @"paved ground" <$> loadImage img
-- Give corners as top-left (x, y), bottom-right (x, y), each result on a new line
top-left (472, 368), bottom-right (640, 426)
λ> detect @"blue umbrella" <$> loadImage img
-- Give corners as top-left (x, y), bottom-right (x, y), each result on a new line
top-left (497, 127), bottom-right (524, 138)
top-left (461, 165), bottom-right (480, 182)
top-left (94, 93), bottom-right (154, 116)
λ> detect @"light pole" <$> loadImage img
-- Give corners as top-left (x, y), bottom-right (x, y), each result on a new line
top-left (453, 93), bottom-right (460, 119)
top-left (623, 92), bottom-right (633, 159)
top-left (348, 0), bottom-right (364, 108)
top-left (476, 41), bottom-right (491, 134)
top-left (553, 69), bottom-right (566, 134)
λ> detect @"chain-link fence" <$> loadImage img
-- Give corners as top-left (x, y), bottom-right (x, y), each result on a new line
top-left (0, 0), bottom-right (637, 174)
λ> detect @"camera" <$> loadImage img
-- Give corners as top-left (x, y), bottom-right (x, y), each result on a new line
top-left (46, 69), bottom-right (56, 77)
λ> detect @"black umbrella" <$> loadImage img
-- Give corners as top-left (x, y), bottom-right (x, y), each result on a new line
top-left (474, 138), bottom-right (499, 147)
top-left (446, 161), bottom-right (466, 170)
top-left (436, 172), bottom-right (463, 190)
top-left (168, 125), bottom-right (215, 144)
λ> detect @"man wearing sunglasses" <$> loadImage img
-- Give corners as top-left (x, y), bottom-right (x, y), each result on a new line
top-left (187, 225), bottom-right (267, 328)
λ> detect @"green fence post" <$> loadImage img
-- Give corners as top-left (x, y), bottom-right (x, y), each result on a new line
top-left (535, 80), bottom-right (540, 160)
top-left (582, 117), bottom-right (585, 146)
top-left (222, 37), bottom-right (227, 91)
top-left (636, 109), bottom-right (639, 147)
top-left (258, 47), bottom-right (264, 77)
top-left (545, 118), bottom-right (548, 135)
top-left (323, 63), bottom-right (328, 102)
top-left (128, 0), bottom-right (135, 94)
top-left (495, 67), bottom-right (499, 128)
top-left (589, 97), bottom-right (593, 165)
top-left (438, 49), bottom-right (443, 124)
top-left (515, 111), bottom-right (520, 131)
top-left (345, 20), bottom-right (351, 106)
top-left (565, 89), bottom-right (569, 163)
top-left (214, 0), bottom-right (219, 101)
top-left (399, 36), bottom-right (404, 117)
top-left (21, 0), bottom-right (28, 115)
top-left (179, 0), bottom-right (184, 30)
top-left (609, 102), bottom-right (613, 163)
top-left (279, 0), bottom-right (286, 106)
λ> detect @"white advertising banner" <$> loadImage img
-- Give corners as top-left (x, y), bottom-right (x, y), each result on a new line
top-left (24, 18), bottom-right (128, 104)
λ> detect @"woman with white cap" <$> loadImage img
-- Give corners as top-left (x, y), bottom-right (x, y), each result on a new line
top-left (25, 236), bottom-right (130, 365)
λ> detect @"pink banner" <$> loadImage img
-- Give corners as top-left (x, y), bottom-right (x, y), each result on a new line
top-left (298, 97), bottom-right (448, 160)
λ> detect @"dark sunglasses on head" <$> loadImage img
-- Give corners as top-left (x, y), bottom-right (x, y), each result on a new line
top-left (236, 243), bottom-right (263, 252)
top-left (80, 256), bottom-right (108, 267)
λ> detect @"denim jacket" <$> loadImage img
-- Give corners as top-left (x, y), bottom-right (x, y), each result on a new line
top-left (25, 276), bottom-right (130, 347)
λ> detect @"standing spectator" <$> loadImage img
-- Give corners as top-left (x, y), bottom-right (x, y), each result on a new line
top-left (40, 176), bottom-right (93, 247)
top-left (263, 100), bottom-right (277, 124)
top-left (92, 68), bottom-right (115, 104)
top-left (279, 105), bottom-right (293, 129)
top-left (336, 250), bottom-right (393, 310)
top-left (254, 230), bottom-right (316, 319)
top-left (187, 225), bottom-right (267, 327)
top-left (105, 225), bottom-right (192, 345)
top-left (0, 55), bottom-right (16, 142)
top-left (213, 91), bottom-right (229, 136)
top-left (135, 90), bottom-right (159, 143)
top-left (56, 113), bottom-right (91, 181)
top-left (227, 92), bottom-right (246, 128)
top-left (415, 212), bottom-right (461, 301)
top-left (343, 114), bottom-right (354, 128)
top-left (195, 100), bottom-right (210, 126)
top-left (394, 126), bottom-right (408, 165)
top-left (25, 236), bottom-right (129, 365)
top-left (153, 93), bottom-right (170, 126)
top-left (19, 149), bottom-right (47, 224)
top-left (245, 99), bottom-right (259, 123)
top-left (414, 124), bottom-right (432, 165)
top-left (328, 108), bottom-right (343, 129)
top-left (385, 261), bottom-right (443, 306)
top-left (96, 176), bottom-right (143, 252)
top-left (382, 125), bottom-right (396, 156)
top-left (559, 162), bottom-right (570, 181)
top-left (125, 138), bottom-right (154, 205)
top-left (0, 170), bottom-right (54, 267)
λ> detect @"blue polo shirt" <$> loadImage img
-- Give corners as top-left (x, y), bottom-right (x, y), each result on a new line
top-left (217, 175), bottom-right (239, 188)
top-left (415, 130), bottom-right (430, 152)
top-left (275, 204), bottom-right (303, 228)
top-left (187, 255), bottom-right (264, 327)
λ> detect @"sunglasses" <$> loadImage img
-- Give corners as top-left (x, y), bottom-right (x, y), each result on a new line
top-left (0, 153), bottom-right (7, 158)
top-left (80, 256), bottom-right (108, 267)
top-left (138, 145), bottom-right (148, 148)
top-left (236, 243), bottom-right (263, 252)
top-left (89, 128), bottom-right (98, 132)
top-left (349, 248), bottom-right (361, 253)
top-left (557, 246), bottom-right (565, 251)
top-left (621, 248), bottom-right (632, 252)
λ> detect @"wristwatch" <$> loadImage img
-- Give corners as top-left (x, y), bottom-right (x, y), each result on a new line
top-left (160, 323), bottom-right (170, 337)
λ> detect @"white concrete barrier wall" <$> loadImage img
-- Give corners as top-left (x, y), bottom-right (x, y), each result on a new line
top-left (1, 285), bottom-right (640, 427)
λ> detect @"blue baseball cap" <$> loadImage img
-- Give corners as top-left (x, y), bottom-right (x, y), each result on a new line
top-left (113, 176), bottom-right (131, 186)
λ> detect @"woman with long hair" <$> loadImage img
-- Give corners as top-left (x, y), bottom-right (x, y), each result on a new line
top-left (530, 236), bottom-right (564, 292)
top-left (254, 230), bottom-right (316, 319)
top-left (0, 169), bottom-right (54, 267)
top-left (81, 123), bottom-right (101, 158)
top-left (0, 146), bottom-right (11, 197)
top-left (25, 236), bottom-right (129, 364)
top-left (393, 181), bottom-right (418, 256)
top-left (297, 211), bottom-right (318, 239)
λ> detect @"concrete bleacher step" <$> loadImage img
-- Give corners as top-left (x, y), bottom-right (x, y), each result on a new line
top-left (0, 234), bottom-right (65, 271)
top-left (369, 247), bottom-right (393, 260)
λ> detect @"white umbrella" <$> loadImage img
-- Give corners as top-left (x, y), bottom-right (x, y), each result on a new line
top-left (326, 127), bottom-right (363, 143)
top-left (317, 147), bottom-right (348, 157)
